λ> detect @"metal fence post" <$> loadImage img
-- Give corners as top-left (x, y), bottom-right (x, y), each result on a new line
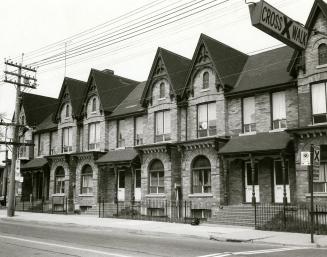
top-left (65, 197), bottom-right (68, 214)
top-left (51, 197), bottom-right (53, 214)
top-left (22, 199), bottom-right (24, 211)
top-left (98, 196), bottom-right (101, 218)
top-left (102, 197), bottom-right (104, 218)
top-left (165, 200), bottom-right (168, 222)
top-left (254, 201), bottom-right (257, 228)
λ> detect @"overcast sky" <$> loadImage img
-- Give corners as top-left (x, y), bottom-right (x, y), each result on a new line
top-left (0, 0), bottom-right (316, 162)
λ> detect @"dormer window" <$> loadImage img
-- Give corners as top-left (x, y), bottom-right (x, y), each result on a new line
top-left (318, 43), bottom-right (327, 65)
top-left (202, 72), bottom-right (209, 89)
top-left (159, 82), bottom-right (165, 99)
top-left (92, 97), bottom-right (96, 112)
top-left (65, 104), bottom-right (70, 118)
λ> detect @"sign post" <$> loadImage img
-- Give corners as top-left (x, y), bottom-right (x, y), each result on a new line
top-left (310, 145), bottom-right (320, 243)
top-left (248, 0), bottom-right (308, 50)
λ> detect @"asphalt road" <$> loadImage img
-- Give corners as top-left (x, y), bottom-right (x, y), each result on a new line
top-left (0, 219), bottom-right (326, 257)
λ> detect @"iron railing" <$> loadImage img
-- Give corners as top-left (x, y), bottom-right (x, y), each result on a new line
top-left (255, 203), bottom-right (327, 235)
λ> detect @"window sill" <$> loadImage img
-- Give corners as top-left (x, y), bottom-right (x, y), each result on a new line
top-left (200, 88), bottom-right (210, 92)
top-left (188, 193), bottom-right (213, 198)
top-left (309, 122), bottom-right (327, 126)
top-left (79, 194), bottom-right (94, 197)
top-left (316, 64), bottom-right (327, 69)
top-left (269, 128), bottom-right (286, 133)
top-left (305, 193), bottom-right (327, 197)
top-left (52, 193), bottom-right (65, 197)
top-left (158, 97), bottom-right (166, 101)
top-left (239, 131), bottom-right (257, 136)
top-left (145, 194), bottom-right (166, 198)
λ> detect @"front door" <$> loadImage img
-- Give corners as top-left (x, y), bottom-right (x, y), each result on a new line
top-left (274, 160), bottom-right (290, 203)
top-left (245, 162), bottom-right (260, 203)
top-left (118, 170), bottom-right (125, 201)
top-left (134, 169), bottom-right (141, 201)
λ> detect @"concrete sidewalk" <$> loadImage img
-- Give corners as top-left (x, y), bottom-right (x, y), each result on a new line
top-left (1, 210), bottom-right (327, 248)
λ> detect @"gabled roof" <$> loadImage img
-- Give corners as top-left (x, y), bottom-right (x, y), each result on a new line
top-left (95, 148), bottom-right (139, 164)
top-left (228, 46), bottom-right (295, 96)
top-left (35, 113), bottom-right (57, 132)
top-left (83, 69), bottom-right (139, 115)
top-left (21, 92), bottom-right (58, 127)
top-left (288, 0), bottom-right (327, 74)
top-left (109, 81), bottom-right (146, 118)
top-left (54, 77), bottom-right (87, 119)
top-left (141, 47), bottom-right (191, 106)
top-left (183, 34), bottom-right (248, 96)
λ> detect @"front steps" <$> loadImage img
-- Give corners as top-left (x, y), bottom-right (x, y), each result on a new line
top-left (207, 205), bottom-right (256, 227)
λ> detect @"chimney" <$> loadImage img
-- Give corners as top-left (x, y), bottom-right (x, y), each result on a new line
top-left (102, 69), bottom-right (114, 75)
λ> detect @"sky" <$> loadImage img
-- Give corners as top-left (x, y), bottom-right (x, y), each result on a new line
top-left (0, 0), bottom-right (317, 162)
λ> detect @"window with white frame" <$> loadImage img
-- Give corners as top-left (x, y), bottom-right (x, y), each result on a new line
top-left (314, 145), bottom-right (327, 193)
top-left (202, 71), bottom-right (209, 89)
top-left (159, 82), bottom-right (165, 99)
top-left (192, 156), bottom-right (211, 194)
top-left (155, 110), bottom-right (170, 142)
top-left (197, 102), bottom-right (216, 138)
top-left (62, 127), bottom-right (73, 152)
top-left (149, 160), bottom-right (164, 194)
top-left (88, 122), bottom-right (100, 150)
top-left (243, 96), bottom-right (256, 133)
top-left (135, 116), bottom-right (144, 146)
top-left (54, 167), bottom-right (65, 194)
top-left (272, 91), bottom-right (287, 130)
top-left (311, 82), bottom-right (327, 124)
top-left (81, 165), bottom-right (93, 194)
top-left (91, 97), bottom-right (97, 112)
top-left (65, 104), bottom-right (70, 118)
top-left (117, 119), bottom-right (125, 148)
top-left (318, 43), bottom-right (327, 65)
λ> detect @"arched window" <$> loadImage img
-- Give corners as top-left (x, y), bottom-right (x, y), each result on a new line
top-left (149, 160), bottom-right (164, 194)
top-left (159, 82), bottom-right (165, 99)
top-left (192, 156), bottom-right (211, 193)
top-left (202, 72), bottom-right (209, 89)
top-left (81, 165), bottom-right (93, 194)
top-left (318, 43), bottom-right (327, 65)
top-left (91, 97), bottom-right (97, 112)
top-left (65, 104), bottom-right (70, 118)
top-left (54, 167), bottom-right (65, 194)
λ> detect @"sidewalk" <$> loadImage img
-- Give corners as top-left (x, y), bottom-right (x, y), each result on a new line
top-left (1, 209), bottom-right (327, 248)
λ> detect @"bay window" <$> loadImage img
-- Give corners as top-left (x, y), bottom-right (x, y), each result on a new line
top-left (149, 160), bottom-right (164, 194)
top-left (192, 156), bottom-right (211, 194)
top-left (54, 167), bottom-right (65, 194)
top-left (311, 83), bottom-right (327, 124)
top-left (243, 97), bottom-right (256, 133)
top-left (88, 122), bottom-right (100, 150)
top-left (272, 91), bottom-right (287, 129)
top-left (135, 116), bottom-right (143, 146)
top-left (62, 127), bottom-right (73, 153)
top-left (81, 165), bottom-right (93, 194)
top-left (155, 110), bottom-right (170, 142)
top-left (197, 102), bottom-right (216, 138)
top-left (117, 120), bottom-right (125, 148)
top-left (314, 145), bottom-right (327, 193)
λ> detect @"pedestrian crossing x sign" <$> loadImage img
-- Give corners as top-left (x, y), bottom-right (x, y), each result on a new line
top-left (313, 145), bottom-right (320, 167)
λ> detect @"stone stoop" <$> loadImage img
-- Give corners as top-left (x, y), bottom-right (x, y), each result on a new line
top-left (206, 205), bottom-right (256, 227)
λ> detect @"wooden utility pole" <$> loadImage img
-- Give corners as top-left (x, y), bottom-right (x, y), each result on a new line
top-left (2, 56), bottom-right (37, 217)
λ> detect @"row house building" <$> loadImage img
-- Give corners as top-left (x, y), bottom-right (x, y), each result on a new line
top-left (16, 0), bottom-right (327, 219)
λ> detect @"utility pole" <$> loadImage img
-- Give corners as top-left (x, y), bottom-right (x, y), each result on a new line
top-left (2, 56), bottom-right (37, 217)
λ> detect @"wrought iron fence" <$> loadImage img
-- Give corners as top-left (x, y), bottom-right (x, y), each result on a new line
top-left (15, 195), bottom-right (68, 214)
top-left (255, 203), bottom-right (327, 235)
top-left (98, 197), bottom-right (211, 224)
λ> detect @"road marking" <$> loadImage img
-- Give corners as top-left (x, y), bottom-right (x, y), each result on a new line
top-left (0, 234), bottom-right (131, 257)
top-left (197, 246), bottom-right (310, 257)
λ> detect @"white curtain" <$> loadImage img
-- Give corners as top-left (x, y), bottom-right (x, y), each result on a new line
top-left (198, 104), bottom-right (207, 129)
top-left (95, 123), bottom-right (100, 143)
top-left (272, 91), bottom-right (286, 120)
top-left (135, 116), bottom-right (143, 135)
top-left (156, 112), bottom-right (164, 135)
top-left (164, 111), bottom-right (171, 134)
top-left (312, 83), bottom-right (327, 114)
top-left (243, 97), bottom-right (255, 124)
top-left (208, 103), bottom-right (216, 122)
top-left (89, 124), bottom-right (95, 144)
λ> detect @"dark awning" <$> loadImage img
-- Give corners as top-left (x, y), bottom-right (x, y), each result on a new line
top-left (95, 148), bottom-right (139, 164)
top-left (21, 158), bottom-right (48, 170)
top-left (219, 132), bottom-right (292, 155)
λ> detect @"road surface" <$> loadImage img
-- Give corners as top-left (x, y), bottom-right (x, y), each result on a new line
top-left (0, 219), bottom-right (325, 257)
